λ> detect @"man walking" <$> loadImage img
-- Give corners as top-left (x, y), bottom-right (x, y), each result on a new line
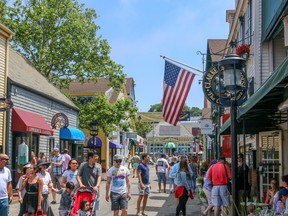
top-left (0, 154), bottom-right (13, 216)
top-left (105, 154), bottom-right (131, 216)
top-left (130, 152), bottom-right (140, 178)
top-left (77, 152), bottom-right (102, 215)
top-left (63, 148), bottom-right (71, 171)
top-left (208, 156), bottom-right (232, 216)
top-left (50, 147), bottom-right (65, 204)
top-left (156, 153), bottom-right (169, 193)
top-left (136, 153), bottom-right (150, 216)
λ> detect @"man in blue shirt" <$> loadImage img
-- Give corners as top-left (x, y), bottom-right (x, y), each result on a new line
top-left (136, 153), bottom-right (150, 216)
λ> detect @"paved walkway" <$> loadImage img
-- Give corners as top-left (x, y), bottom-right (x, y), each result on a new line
top-left (9, 165), bottom-right (205, 216)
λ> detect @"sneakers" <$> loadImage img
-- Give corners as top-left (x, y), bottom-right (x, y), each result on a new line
top-left (136, 213), bottom-right (142, 216)
top-left (50, 200), bottom-right (56, 204)
top-left (142, 212), bottom-right (148, 216)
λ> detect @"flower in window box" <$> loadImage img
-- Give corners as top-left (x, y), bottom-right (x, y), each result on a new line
top-left (236, 44), bottom-right (250, 58)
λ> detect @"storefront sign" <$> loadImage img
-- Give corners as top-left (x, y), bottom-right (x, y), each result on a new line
top-left (202, 66), bottom-right (247, 107)
top-left (51, 113), bottom-right (69, 129)
top-left (0, 97), bottom-right (13, 111)
top-left (126, 132), bottom-right (137, 139)
top-left (200, 119), bottom-right (213, 134)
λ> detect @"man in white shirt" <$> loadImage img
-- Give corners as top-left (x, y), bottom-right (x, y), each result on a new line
top-left (156, 153), bottom-right (169, 193)
top-left (0, 154), bottom-right (13, 216)
top-left (105, 154), bottom-right (131, 216)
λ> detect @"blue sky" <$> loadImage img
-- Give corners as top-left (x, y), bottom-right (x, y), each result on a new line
top-left (79, 0), bottom-right (235, 112)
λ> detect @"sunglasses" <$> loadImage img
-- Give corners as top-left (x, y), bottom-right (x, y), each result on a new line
top-left (1, 158), bottom-right (9, 161)
top-left (114, 160), bottom-right (122, 163)
top-left (271, 182), bottom-right (277, 185)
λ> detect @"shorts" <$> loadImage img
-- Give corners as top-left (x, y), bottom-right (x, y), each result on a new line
top-left (157, 172), bottom-right (166, 183)
top-left (132, 163), bottom-right (139, 169)
top-left (211, 185), bottom-right (230, 207)
top-left (110, 192), bottom-right (128, 211)
top-left (138, 183), bottom-right (150, 195)
top-left (203, 188), bottom-right (212, 205)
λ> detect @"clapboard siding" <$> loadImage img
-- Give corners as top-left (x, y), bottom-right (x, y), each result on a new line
top-left (7, 84), bottom-right (79, 159)
top-left (261, 42), bottom-right (270, 83)
top-left (0, 34), bottom-right (7, 150)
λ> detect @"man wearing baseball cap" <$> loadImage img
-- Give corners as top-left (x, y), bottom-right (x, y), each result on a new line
top-left (105, 154), bottom-right (131, 216)
top-left (156, 153), bottom-right (169, 193)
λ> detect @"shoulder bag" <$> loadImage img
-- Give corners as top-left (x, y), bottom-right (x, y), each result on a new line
top-left (223, 163), bottom-right (232, 194)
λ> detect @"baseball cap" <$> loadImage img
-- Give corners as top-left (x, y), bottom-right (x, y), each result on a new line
top-left (53, 147), bottom-right (59, 151)
top-left (160, 153), bottom-right (166, 157)
top-left (211, 159), bottom-right (217, 165)
top-left (113, 154), bottom-right (123, 161)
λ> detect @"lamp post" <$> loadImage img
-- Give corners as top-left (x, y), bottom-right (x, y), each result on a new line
top-left (218, 54), bottom-right (247, 216)
top-left (90, 121), bottom-right (99, 148)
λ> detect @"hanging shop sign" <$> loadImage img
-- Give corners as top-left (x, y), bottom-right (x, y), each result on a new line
top-left (51, 113), bottom-right (69, 129)
top-left (179, 111), bottom-right (190, 121)
top-left (0, 97), bottom-right (13, 112)
top-left (202, 66), bottom-right (247, 107)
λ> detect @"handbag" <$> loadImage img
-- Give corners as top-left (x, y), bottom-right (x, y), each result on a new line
top-left (223, 163), bottom-right (232, 194)
top-left (36, 210), bottom-right (47, 216)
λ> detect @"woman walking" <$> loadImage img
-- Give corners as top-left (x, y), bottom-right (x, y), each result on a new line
top-left (62, 159), bottom-right (79, 190)
top-left (19, 164), bottom-right (43, 216)
top-left (174, 158), bottom-right (193, 216)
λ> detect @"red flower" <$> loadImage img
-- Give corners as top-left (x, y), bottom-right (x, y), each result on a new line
top-left (236, 44), bottom-right (250, 55)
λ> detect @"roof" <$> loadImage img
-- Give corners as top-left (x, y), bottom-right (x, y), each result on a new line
top-left (61, 78), bottom-right (111, 95)
top-left (207, 39), bottom-right (227, 62)
top-left (8, 49), bottom-right (78, 110)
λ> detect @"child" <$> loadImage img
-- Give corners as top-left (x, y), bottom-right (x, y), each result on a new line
top-left (247, 204), bottom-right (255, 216)
top-left (77, 200), bottom-right (91, 216)
top-left (52, 181), bottom-right (74, 216)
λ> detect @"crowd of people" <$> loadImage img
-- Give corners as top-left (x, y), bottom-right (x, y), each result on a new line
top-left (1, 150), bottom-right (288, 216)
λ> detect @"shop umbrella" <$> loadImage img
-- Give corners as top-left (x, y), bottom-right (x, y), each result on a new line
top-left (165, 142), bottom-right (176, 148)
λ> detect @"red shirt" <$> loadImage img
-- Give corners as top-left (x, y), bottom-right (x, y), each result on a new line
top-left (208, 162), bottom-right (232, 185)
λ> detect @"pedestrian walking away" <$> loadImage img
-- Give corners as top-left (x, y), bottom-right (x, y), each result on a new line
top-left (105, 154), bottom-right (131, 216)
top-left (130, 152), bottom-right (140, 178)
top-left (63, 148), bottom-right (71, 171)
top-left (50, 147), bottom-right (65, 204)
top-left (136, 153), bottom-right (151, 216)
top-left (0, 154), bottom-right (13, 216)
top-left (77, 151), bottom-right (102, 215)
top-left (208, 156), bottom-right (231, 216)
top-left (156, 153), bottom-right (169, 193)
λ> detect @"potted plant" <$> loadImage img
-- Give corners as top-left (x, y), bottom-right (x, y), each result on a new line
top-left (236, 44), bottom-right (250, 59)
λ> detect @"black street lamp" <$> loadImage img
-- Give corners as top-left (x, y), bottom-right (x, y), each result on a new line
top-left (218, 54), bottom-right (247, 216)
top-left (90, 121), bottom-right (99, 148)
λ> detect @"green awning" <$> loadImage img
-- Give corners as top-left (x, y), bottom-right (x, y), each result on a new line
top-left (220, 56), bottom-right (288, 135)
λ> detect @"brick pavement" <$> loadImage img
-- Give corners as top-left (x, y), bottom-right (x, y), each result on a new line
top-left (9, 165), bottom-right (204, 216)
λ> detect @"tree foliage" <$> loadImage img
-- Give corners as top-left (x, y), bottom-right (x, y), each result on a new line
top-left (148, 102), bottom-right (192, 114)
top-left (1, 0), bottom-right (125, 89)
top-left (70, 94), bottom-right (138, 136)
top-left (135, 121), bottom-right (153, 138)
top-left (190, 107), bottom-right (202, 117)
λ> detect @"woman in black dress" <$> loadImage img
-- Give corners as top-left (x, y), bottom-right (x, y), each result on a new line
top-left (19, 164), bottom-right (43, 216)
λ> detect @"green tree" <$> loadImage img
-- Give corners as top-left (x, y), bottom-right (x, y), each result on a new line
top-left (135, 121), bottom-right (153, 137)
top-left (190, 106), bottom-right (202, 116)
top-left (148, 103), bottom-right (190, 112)
top-left (1, 0), bottom-right (125, 89)
top-left (70, 94), bottom-right (138, 136)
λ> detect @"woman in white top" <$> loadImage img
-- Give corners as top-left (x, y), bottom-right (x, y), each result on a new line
top-left (62, 159), bottom-right (79, 190)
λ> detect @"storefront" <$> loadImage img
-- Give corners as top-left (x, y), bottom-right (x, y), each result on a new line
top-left (109, 141), bottom-right (123, 166)
top-left (11, 108), bottom-right (54, 186)
top-left (59, 127), bottom-right (85, 162)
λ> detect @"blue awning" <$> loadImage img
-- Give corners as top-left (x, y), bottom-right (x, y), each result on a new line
top-left (60, 127), bottom-right (86, 141)
top-left (87, 137), bottom-right (102, 148)
top-left (109, 141), bottom-right (123, 149)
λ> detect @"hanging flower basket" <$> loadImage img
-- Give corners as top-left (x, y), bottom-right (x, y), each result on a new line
top-left (236, 44), bottom-right (250, 58)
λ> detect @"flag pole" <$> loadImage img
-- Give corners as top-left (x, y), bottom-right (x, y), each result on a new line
top-left (160, 55), bottom-right (204, 74)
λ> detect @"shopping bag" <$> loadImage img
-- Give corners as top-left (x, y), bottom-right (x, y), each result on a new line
top-left (36, 210), bottom-right (47, 216)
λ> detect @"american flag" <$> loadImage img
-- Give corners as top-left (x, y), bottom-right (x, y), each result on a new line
top-left (162, 60), bottom-right (195, 126)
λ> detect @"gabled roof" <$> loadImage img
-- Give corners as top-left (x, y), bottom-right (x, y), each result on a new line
top-left (8, 49), bottom-right (78, 110)
top-left (207, 39), bottom-right (227, 62)
top-left (61, 78), bottom-right (111, 95)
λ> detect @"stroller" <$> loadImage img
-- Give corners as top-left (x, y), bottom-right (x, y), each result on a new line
top-left (69, 188), bottom-right (97, 216)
